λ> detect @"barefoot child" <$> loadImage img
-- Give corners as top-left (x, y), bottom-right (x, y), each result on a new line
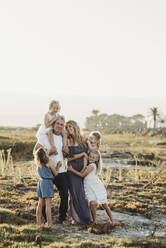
top-left (36, 100), bottom-right (67, 155)
top-left (35, 147), bottom-right (62, 227)
top-left (86, 131), bottom-right (102, 174)
top-left (67, 149), bottom-right (113, 225)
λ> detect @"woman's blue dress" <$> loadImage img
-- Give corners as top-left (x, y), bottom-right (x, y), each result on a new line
top-left (67, 146), bottom-right (91, 225)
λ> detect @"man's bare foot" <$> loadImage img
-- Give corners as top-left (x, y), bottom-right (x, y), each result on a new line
top-left (62, 219), bottom-right (70, 225)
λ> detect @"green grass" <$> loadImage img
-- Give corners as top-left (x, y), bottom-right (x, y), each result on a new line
top-left (0, 208), bottom-right (27, 225)
top-left (1, 128), bottom-right (166, 161)
top-left (0, 222), bottom-right (165, 248)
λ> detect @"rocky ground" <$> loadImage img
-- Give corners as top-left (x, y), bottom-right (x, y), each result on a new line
top-left (0, 164), bottom-right (166, 248)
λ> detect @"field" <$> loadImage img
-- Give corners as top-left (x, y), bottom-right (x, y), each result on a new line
top-left (0, 128), bottom-right (166, 247)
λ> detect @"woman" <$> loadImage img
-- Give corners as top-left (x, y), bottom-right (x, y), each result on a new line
top-left (66, 120), bottom-right (91, 225)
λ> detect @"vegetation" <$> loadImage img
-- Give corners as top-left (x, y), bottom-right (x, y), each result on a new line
top-left (149, 107), bottom-right (160, 129)
top-left (85, 110), bottom-right (147, 133)
top-left (0, 127), bottom-right (166, 247)
top-left (0, 128), bottom-right (36, 161)
top-left (0, 147), bottom-right (166, 247)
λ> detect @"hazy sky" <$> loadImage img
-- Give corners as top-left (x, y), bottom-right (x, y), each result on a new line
top-left (0, 1), bottom-right (166, 127)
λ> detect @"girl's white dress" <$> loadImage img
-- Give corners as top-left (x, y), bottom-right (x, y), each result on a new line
top-left (84, 163), bottom-right (107, 204)
top-left (36, 112), bottom-right (55, 140)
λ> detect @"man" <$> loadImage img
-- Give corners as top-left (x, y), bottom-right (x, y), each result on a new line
top-left (34, 115), bottom-right (69, 224)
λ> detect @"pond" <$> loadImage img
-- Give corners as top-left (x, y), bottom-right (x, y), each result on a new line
top-left (103, 159), bottom-right (159, 171)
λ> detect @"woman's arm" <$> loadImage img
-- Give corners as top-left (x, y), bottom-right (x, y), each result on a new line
top-left (44, 114), bottom-right (57, 128)
top-left (80, 157), bottom-right (88, 173)
top-left (67, 165), bottom-right (94, 178)
top-left (67, 152), bottom-right (88, 162)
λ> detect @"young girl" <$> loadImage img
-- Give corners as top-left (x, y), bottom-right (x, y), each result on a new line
top-left (35, 147), bottom-right (62, 227)
top-left (67, 149), bottom-right (113, 225)
top-left (87, 131), bottom-right (101, 151)
top-left (86, 131), bottom-right (102, 174)
top-left (36, 100), bottom-right (67, 155)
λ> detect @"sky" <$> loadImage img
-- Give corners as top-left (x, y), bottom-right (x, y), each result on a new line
top-left (0, 0), bottom-right (166, 127)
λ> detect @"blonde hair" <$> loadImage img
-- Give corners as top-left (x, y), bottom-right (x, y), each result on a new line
top-left (49, 100), bottom-right (61, 110)
top-left (90, 149), bottom-right (102, 175)
top-left (89, 131), bottom-right (101, 147)
top-left (66, 120), bottom-right (86, 148)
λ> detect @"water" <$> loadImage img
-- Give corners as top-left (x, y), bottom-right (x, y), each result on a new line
top-left (103, 159), bottom-right (159, 171)
top-left (149, 139), bottom-right (166, 144)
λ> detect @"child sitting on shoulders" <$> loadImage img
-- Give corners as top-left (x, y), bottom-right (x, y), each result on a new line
top-left (35, 147), bottom-right (62, 227)
top-left (36, 100), bottom-right (67, 155)
top-left (67, 149), bottom-right (113, 225)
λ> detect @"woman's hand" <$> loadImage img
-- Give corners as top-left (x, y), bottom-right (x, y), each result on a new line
top-left (67, 165), bottom-right (73, 171)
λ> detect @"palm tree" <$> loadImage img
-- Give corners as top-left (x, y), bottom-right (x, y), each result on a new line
top-left (149, 107), bottom-right (160, 129)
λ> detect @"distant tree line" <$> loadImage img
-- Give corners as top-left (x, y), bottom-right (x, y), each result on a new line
top-left (85, 110), bottom-right (147, 134)
top-left (85, 107), bottom-right (166, 134)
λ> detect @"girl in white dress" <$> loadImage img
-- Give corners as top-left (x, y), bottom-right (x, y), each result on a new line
top-left (67, 149), bottom-right (113, 225)
top-left (85, 131), bottom-right (103, 174)
top-left (36, 100), bottom-right (61, 155)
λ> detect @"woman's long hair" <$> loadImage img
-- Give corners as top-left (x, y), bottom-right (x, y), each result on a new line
top-left (65, 120), bottom-right (87, 148)
top-left (35, 147), bottom-right (49, 166)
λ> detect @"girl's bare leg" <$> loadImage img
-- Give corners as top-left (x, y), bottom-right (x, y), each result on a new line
top-left (102, 203), bottom-right (113, 224)
top-left (45, 198), bottom-right (52, 226)
top-left (48, 131), bottom-right (58, 155)
top-left (36, 198), bottom-right (45, 226)
top-left (90, 201), bottom-right (97, 224)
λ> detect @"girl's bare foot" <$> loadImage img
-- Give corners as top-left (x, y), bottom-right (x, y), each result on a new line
top-left (109, 221), bottom-right (114, 227)
top-left (44, 223), bottom-right (52, 228)
top-left (39, 224), bottom-right (45, 228)
top-left (90, 221), bottom-right (96, 226)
